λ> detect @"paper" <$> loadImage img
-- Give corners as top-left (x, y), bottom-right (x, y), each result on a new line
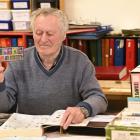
top-left (13, 2), bottom-right (28, 9)
top-left (40, 3), bottom-right (51, 8)
top-left (46, 110), bottom-right (89, 126)
top-left (0, 113), bottom-right (50, 137)
top-left (1, 110), bottom-right (89, 130)
top-left (0, 23), bottom-right (9, 30)
top-left (89, 115), bottom-right (116, 123)
top-left (0, 113), bottom-right (50, 129)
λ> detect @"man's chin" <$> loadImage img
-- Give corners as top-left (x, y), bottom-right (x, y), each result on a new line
top-left (38, 49), bottom-right (52, 56)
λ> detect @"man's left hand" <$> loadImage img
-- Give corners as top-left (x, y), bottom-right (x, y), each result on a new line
top-left (60, 107), bottom-right (85, 130)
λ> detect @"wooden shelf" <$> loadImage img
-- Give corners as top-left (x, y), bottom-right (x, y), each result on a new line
top-left (99, 80), bottom-right (131, 96)
top-left (99, 80), bottom-right (132, 112)
top-left (0, 31), bottom-right (32, 36)
top-left (0, 31), bottom-right (32, 48)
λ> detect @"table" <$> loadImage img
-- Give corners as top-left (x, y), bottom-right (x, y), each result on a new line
top-left (47, 132), bottom-right (105, 140)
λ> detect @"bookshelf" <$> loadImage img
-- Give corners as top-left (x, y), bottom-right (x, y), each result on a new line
top-left (66, 33), bottom-right (137, 113)
top-left (104, 34), bottom-right (140, 67)
top-left (0, 31), bottom-right (33, 48)
top-left (67, 34), bottom-right (140, 70)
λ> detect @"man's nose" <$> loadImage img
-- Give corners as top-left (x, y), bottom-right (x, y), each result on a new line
top-left (40, 33), bottom-right (49, 42)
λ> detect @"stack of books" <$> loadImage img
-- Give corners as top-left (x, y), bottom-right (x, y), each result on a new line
top-left (106, 107), bottom-right (140, 140)
top-left (95, 66), bottom-right (128, 80)
top-left (131, 65), bottom-right (140, 97)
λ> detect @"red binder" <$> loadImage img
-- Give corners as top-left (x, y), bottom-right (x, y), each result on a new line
top-left (125, 39), bottom-right (136, 71)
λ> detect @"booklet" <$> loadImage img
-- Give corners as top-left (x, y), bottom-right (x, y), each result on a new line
top-left (0, 110), bottom-right (89, 138)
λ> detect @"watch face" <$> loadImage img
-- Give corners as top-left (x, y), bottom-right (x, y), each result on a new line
top-left (80, 107), bottom-right (89, 118)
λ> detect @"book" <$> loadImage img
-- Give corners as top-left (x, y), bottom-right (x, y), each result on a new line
top-left (18, 38), bottom-right (24, 47)
top-left (67, 27), bottom-right (112, 40)
top-left (122, 28), bottom-right (140, 36)
top-left (103, 38), bottom-right (110, 66)
top-left (101, 39), bottom-right (105, 66)
top-left (109, 38), bottom-right (114, 66)
top-left (138, 39), bottom-right (140, 65)
top-left (125, 39), bottom-right (136, 71)
top-left (130, 65), bottom-right (140, 97)
top-left (11, 37), bottom-right (18, 47)
top-left (77, 40), bottom-right (88, 54)
top-left (69, 24), bottom-right (100, 29)
top-left (114, 39), bottom-right (125, 66)
top-left (96, 40), bottom-right (102, 66)
top-left (0, 110), bottom-right (89, 138)
top-left (88, 40), bottom-right (97, 65)
top-left (106, 108), bottom-right (140, 140)
top-left (95, 66), bottom-right (128, 80)
top-left (67, 28), bottom-right (96, 35)
top-left (127, 97), bottom-right (140, 111)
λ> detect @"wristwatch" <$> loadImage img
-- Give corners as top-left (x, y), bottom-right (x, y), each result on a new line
top-left (80, 107), bottom-right (90, 118)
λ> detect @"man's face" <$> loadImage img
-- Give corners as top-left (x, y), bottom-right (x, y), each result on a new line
top-left (33, 14), bottom-right (65, 57)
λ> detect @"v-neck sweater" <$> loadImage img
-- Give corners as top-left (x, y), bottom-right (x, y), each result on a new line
top-left (0, 45), bottom-right (107, 115)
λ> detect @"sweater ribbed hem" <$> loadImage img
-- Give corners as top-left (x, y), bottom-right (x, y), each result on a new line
top-left (77, 102), bottom-right (92, 117)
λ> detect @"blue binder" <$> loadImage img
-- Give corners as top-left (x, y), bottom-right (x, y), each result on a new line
top-left (114, 39), bottom-right (125, 66)
top-left (67, 26), bottom-right (113, 40)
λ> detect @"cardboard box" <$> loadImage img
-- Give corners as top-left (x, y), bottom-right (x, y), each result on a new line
top-left (11, 0), bottom-right (30, 9)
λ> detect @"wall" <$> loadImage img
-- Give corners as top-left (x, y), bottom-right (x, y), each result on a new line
top-left (64, 0), bottom-right (140, 31)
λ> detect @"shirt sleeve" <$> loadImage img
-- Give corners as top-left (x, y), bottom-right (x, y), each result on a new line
top-left (0, 64), bottom-right (17, 113)
top-left (77, 58), bottom-right (108, 116)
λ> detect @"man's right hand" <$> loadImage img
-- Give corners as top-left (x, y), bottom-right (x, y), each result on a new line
top-left (0, 63), bottom-right (5, 83)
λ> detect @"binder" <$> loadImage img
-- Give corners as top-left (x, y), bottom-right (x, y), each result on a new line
top-left (114, 39), bottom-right (125, 66)
top-left (109, 38), bottom-right (114, 66)
top-left (138, 39), bottom-right (140, 65)
top-left (125, 39), bottom-right (136, 71)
